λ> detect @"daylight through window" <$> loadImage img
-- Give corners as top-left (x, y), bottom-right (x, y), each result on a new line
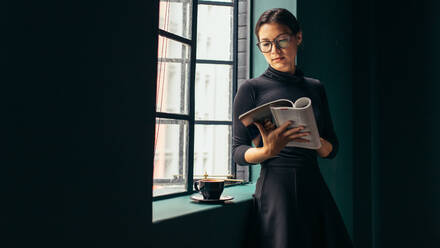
top-left (154, 0), bottom-right (242, 198)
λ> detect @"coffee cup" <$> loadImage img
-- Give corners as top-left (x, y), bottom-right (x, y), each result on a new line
top-left (193, 179), bottom-right (225, 200)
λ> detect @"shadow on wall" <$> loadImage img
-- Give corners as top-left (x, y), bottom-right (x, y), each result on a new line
top-left (152, 200), bottom-right (255, 248)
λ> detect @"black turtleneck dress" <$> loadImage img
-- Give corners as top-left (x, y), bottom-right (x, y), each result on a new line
top-left (232, 66), bottom-right (353, 248)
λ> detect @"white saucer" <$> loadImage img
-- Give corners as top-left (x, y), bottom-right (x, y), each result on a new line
top-left (190, 194), bottom-right (234, 203)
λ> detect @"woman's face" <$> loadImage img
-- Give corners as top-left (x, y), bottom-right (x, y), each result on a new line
top-left (257, 22), bottom-right (302, 73)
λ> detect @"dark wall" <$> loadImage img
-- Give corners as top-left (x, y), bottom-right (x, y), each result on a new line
top-left (300, 1), bottom-right (440, 247)
top-left (351, 0), bottom-right (440, 247)
top-left (371, 1), bottom-right (440, 247)
top-left (5, 0), bottom-right (157, 247)
top-left (352, 1), bottom-right (375, 247)
top-left (297, 0), bottom-right (354, 239)
top-left (152, 201), bottom-right (254, 248)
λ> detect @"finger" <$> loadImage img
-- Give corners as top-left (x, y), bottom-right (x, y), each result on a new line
top-left (263, 119), bottom-right (273, 125)
top-left (283, 126), bottom-right (305, 136)
top-left (291, 138), bottom-right (310, 143)
top-left (276, 121), bottom-right (292, 134)
top-left (264, 121), bottom-right (276, 130)
top-left (254, 122), bottom-right (267, 136)
top-left (287, 132), bottom-right (310, 140)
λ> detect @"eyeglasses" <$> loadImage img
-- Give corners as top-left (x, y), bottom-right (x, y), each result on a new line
top-left (256, 34), bottom-right (292, 53)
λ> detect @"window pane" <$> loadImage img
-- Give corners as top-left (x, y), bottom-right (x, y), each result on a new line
top-left (159, 0), bottom-right (192, 39)
top-left (197, 5), bottom-right (233, 61)
top-left (195, 64), bottom-right (232, 121)
top-left (194, 125), bottom-right (231, 178)
top-left (156, 36), bottom-right (190, 115)
top-left (153, 118), bottom-right (188, 197)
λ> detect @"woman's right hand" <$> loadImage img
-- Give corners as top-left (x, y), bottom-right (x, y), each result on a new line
top-left (254, 120), bottom-right (310, 157)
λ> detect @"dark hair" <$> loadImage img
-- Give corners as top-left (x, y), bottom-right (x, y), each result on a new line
top-left (255, 8), bottom-right (301, 41)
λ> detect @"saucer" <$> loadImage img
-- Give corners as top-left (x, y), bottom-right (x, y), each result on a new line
top-left (190, 194), bottom-right (234, 203)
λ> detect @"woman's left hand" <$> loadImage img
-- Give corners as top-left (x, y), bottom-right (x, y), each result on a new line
top-left (316, 138), bottom-right (333, 158)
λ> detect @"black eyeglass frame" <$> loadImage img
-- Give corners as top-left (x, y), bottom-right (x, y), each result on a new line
top-left (256, 33), bottom-right (294, 53)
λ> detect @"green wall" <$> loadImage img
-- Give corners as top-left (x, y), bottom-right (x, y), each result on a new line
top-left (250, 0), bottom-right (354, 240)
top-left (251, 0), bottom-right (297, 78)
top-left (297, 0), bottom-right (354, 240)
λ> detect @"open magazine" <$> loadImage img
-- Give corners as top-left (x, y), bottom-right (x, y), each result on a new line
top-left (238, 97), bottom-right (321, 149)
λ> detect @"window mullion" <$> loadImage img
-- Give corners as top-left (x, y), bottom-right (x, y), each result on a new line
top-left (186, 0), bottom-right (198, 194)
top-left (156, 112), bottom-right (190, 120)
top-left (196, 59), bottom-right (233, 65)
top-left (230, 0), bottom-right (239, 180)
top-left (158, 29), bottom-right (193, 45)
top-left (198, 1), bottom-right (233, 7)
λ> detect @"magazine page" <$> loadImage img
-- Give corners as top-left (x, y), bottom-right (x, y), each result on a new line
top-left (270, 97), bottom-right (322, 149)
top-left (239, 99), bottom-right (293, 127)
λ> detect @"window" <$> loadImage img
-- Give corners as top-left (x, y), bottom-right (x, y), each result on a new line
top-left (154, 0), bottom-right (248, 198)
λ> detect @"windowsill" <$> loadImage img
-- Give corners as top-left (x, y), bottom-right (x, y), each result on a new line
top-left (153, 183), bottom-right (256, 223)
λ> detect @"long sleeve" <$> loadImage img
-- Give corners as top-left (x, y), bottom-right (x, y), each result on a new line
top-left (319, 84), bottom-right (339, 159)
top-left (232, 81), bottom-right (260, 165)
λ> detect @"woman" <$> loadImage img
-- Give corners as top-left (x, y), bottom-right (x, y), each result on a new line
top-left (232, 8), bottom-right (353, 248)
